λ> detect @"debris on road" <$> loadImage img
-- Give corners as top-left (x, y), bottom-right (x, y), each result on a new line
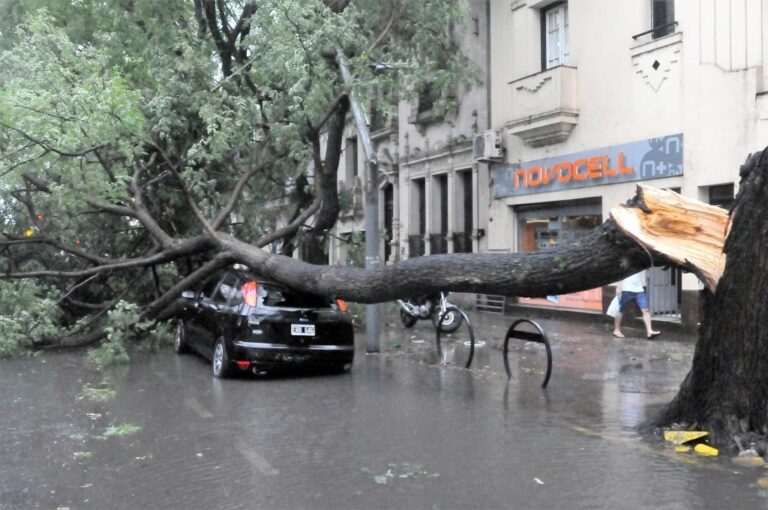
top-left (100, 423), bottom-right (141, 439)
top-left (694, 444), bottom-right (719, 457)
top-left (362, 463), bottom-right (439, 485)
top-left (663, 430), bottom-right (708, 445)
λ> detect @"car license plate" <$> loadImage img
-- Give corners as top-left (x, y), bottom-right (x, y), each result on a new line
top-left (291, 324), bottom-right (315, 336)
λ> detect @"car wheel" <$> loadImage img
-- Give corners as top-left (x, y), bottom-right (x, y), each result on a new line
top-left (400, 309), bottom-right (418, 328)
top-left (432, 307), bottom-right (463, 333)
top-left (212, 337), bottom-right (233, 378)
top-left (174, 321), bottom-right (189, 354)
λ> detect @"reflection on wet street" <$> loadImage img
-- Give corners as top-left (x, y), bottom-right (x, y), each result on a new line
top-left (2, 312), bottom-right (767, 509)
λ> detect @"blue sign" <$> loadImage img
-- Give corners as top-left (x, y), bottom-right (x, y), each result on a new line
top-left (493, 134), bottom-right (683, 198)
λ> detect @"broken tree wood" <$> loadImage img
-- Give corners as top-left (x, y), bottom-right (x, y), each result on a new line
top-left (611, 185), bottom-right (729, 293)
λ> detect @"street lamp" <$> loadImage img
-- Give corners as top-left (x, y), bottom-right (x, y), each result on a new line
top-left (337, 48), bottom-right (381, 353)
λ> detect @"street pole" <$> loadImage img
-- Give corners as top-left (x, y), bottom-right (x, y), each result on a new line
top-left (336, 48), bottom-right (381, 353)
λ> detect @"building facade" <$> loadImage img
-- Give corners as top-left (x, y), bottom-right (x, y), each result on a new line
top-left (328, 0), bottom-right (492, 275)
top-left (326, 0), bottom-right (768, 329)
top-left (486, 0), bottom-right (768, 328)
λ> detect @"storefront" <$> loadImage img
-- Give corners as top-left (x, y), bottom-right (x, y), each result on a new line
top-left (493, 134), bottom-right (684, 314)
top-left (515, 198), bottom-right (603, 311)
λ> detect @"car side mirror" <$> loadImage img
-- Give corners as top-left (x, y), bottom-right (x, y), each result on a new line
top-left (181, 291), bottom-right (196, 299)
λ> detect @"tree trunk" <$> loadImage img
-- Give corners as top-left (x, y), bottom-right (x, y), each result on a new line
top-left (217, 216), bottom-right (659, 302)
top-left (648, 149), bottom-right (768, 450)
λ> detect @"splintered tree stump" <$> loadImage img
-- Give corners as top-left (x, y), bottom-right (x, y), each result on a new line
top-left (643, 150), bottom-right (768, 450)
top-left (611, 185), bottom-right (729, 293)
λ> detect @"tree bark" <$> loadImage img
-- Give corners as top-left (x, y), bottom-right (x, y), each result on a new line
top-left (215, 215), bottom-right (659, 302)
top-left (647, 149), bottom-right (768, 450)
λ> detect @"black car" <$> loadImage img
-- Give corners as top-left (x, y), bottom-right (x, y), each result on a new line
top-left (175, 268), bottom-right (354, 377)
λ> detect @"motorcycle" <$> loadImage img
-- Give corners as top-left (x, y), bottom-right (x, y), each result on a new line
top-left (397, 292), bottom-right (464, 333)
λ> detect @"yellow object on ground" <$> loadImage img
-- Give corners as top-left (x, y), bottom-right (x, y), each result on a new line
top-left (756, 478), bottom-right (768, 489)
top-left (694, 444), bottom-right (719, 456)
top-left (663, 430), bottom-right (709, 445)
top-left (733, 456), bottom-right (766, 467)
top-left (674, 446), bottom-right (691, 453)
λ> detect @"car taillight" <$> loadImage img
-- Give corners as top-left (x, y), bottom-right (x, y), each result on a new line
top-left (336, 299), bottom-right (348, 312)
top-left (241, 281), bottom-right (258, 307)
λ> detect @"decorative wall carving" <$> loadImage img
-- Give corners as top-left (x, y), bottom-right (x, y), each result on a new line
top-left (631, 34), bottom-right (682, 93)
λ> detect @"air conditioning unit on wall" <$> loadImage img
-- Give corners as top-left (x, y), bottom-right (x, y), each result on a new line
top-left (473, 129), bottom-right (504, 161)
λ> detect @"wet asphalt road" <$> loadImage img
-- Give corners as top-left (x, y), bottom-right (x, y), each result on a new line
top-left (3, 312), bottom-right (768, 509)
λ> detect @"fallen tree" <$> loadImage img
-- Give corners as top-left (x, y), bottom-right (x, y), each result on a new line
top-left (2, 0), bottom-right (766, 449)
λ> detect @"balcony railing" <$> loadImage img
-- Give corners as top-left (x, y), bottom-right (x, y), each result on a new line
top-left (632, 21), bottom-right (678, 41)
top-left (429, 234), bottom-right (447, 255)
top-left (408, 235), bottom-right (425, 258)
top-left (452, 232), bottom-right (473, 253)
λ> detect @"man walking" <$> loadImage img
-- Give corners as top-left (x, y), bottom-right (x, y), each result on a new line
top-left (612, 271), bottom-right (661, 339)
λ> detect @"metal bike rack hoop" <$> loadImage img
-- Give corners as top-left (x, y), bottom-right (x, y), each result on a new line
top-left (503, 318), bottom-right (552, 388)
top-left (435, 307), bottom-right (475, 369)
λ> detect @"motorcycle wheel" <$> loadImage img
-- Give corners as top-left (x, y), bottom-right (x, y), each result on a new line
top-left (400, 309), bottom-right (418, 328)
top-left (432, 307), bottom-right (463, 333)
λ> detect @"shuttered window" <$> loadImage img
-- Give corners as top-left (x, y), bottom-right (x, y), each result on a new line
top-left (544, 3), bottom-right (569, 69)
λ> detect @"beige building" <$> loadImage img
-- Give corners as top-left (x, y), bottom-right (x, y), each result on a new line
top-left (326, 0), bottom-right (768, 328)
top-left (485, 0), bottom-right (768, 328)
top-left (329, 0), bottom-right (492, 278)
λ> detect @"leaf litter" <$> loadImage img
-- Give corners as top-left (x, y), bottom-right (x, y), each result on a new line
top-left (362, 463), bottom-right (440, 485)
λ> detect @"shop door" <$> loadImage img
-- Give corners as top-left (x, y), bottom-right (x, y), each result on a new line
top-left (648, 267), bottom-right (680, 318)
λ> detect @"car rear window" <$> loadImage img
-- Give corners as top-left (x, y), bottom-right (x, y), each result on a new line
top-left (261, 285), bottom-right (331, 308)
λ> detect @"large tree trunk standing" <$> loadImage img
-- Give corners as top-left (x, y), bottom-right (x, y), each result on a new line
top-left (647, 150), bottom-right (768, 450)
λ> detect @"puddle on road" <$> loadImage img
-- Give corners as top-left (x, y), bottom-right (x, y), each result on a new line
top-left (1, 313), bottom-right (765, 509)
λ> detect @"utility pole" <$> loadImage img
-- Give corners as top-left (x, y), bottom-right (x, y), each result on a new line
top-left (336, 48), bottom-right (381, 353)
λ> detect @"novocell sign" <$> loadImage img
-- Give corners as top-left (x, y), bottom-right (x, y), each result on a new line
top-left (493, 134), bottom-right (683, 198)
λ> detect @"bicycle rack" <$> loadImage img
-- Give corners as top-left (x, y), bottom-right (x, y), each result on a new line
top-left (435, 307), bottom-right (476, 369)
top-left (503, 319), bottom-right (552, 388)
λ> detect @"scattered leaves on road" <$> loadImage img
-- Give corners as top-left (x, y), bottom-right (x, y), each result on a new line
top-left (362, 463), bottom-right (440, 485)
top-left (79, 385), bottom-right (116, 403)
top-left (73, 451), bottom-right (92, 460)
top-left (100, 423), bottom-right (141, 439)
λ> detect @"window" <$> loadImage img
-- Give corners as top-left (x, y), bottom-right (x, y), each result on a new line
top-left (542, 3), bottom-right (569, 70)
top-left (214, 273), bottom-right (243, 306)
top-left (409, 178), bottom-right (426, 257)
top-left (345, 137), bottom-right (358, 184)
top-left (430, 174), bottom-right (448, 254)
top-left (417, 83), bottom-right (437, 115)
top-left (261, 284), bottom-right (330, 309)
top-left (453, 170), bottom-right (473, 254)
top-left (709, 183), bottom-right (734, 210)
top-left (652, 0), bottom-right (675, 39)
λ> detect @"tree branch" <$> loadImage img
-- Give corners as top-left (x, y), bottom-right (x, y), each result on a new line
top-left (255, 199), bottom-right (321, 249)
top-left (0, 121), bottom-right (107, 158)
top-left (130, 151), bottom-right (175, 246)
top-left (366, 2), bottom-right (404, 54)
top-left (1, 236), bottom-right (215, 280)
top-left (143, 251), bottom-right (235, 320)
top-left (311, 92), bottom-right (348, 132)
top-left (210, 161), bottom-right (263, 230)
